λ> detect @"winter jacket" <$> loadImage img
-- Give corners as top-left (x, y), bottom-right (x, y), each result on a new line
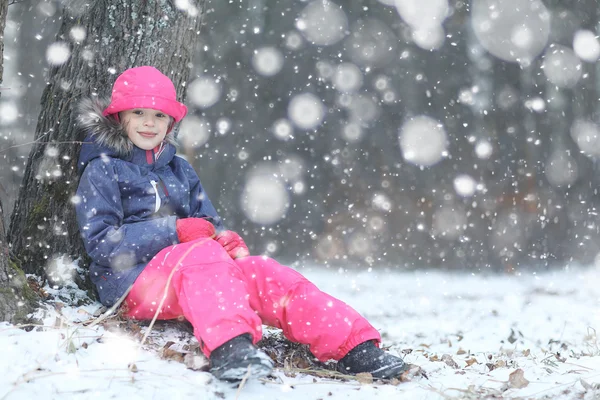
top-left (75, 98), bottom-right (223, 306)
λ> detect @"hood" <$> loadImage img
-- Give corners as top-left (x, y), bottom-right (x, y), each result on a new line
top-left (77, 97), bottom-right (177, 174)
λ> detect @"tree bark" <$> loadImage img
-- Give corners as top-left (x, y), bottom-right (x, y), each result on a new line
top-left (0, 0), bottom-right (39, 323)
top-left (8, 1), bottom-right (203, 288)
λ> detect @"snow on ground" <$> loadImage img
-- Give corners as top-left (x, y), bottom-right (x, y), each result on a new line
top-left (2, 264), bottom-right (600, 399)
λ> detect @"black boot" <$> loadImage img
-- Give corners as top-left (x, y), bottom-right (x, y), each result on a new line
top-left (337, 341), bottom-right (407, 379)
top-left (209, 334), bottom-right (274, 382)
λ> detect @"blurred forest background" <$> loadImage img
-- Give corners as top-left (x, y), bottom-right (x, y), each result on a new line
top-left (2, 0), bottom-right (600, 272)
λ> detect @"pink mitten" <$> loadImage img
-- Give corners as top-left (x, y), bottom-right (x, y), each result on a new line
top-left (176, 218), bottom-right (216, 243)
top-left (215, 230), bottom-right (250, 259)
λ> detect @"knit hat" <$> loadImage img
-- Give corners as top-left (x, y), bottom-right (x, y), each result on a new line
top-left (103, 66), bottom-right (188, 122)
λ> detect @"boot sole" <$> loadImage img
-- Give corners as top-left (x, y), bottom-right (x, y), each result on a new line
top-left (212, 363), bottom-right (273, 382)
top-left (370, 362), bottom-right (408, 380)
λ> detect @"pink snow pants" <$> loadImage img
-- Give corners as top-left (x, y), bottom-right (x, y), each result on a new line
top-left (123, 238), bottom-right (380, 361)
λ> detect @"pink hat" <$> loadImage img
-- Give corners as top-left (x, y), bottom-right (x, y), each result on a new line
top-left (103, 66), bottom-right (188, 122)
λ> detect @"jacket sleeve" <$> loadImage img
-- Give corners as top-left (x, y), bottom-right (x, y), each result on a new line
top-left (182, 161), bottom-right (225, 231)
top-left (76, 159), bottom-right (179, 270)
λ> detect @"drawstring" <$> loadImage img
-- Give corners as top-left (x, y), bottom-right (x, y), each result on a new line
top-left (155, 142), bottom-right (165, 160)
top-left (149, 180), bottom-right (161, 212)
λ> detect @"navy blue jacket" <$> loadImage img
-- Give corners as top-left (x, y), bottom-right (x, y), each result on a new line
top-left (75, 98), bottom-right (223, 306)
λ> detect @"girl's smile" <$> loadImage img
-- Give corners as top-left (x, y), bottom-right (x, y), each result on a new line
top-left (121, 108), bottom-right (172, 150)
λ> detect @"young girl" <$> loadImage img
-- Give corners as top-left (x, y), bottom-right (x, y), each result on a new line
top-left (76, 66), bottom-right (407, 382)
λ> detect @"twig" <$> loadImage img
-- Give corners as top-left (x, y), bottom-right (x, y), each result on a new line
top-left (0, 140), bottom-right (86, 154)
top-left (86, 285), bottom-right (133, 328)
top-left (285, 367), bottom-right (356, 380)
top-left (131, 239), bottom-right (212, 372)
top-left (235, 365), bottom-right (252, 399)
top-left (138, 239), bottom-right (209, 347)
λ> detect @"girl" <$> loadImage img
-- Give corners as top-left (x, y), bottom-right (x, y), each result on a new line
top-left (76, 66), bottom-right (407, 382)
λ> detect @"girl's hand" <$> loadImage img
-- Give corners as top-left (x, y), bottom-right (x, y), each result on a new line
top-left (215, 230), bottom-right (250, 259)
top-left (176, 218), bottom-right (216, 243)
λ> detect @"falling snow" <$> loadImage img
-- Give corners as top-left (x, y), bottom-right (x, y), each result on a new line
top-left (4, 0), bottom-right (600, 396)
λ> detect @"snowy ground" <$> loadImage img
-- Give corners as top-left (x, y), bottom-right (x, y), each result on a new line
top-left (2, 263), bottom-right (600, 399)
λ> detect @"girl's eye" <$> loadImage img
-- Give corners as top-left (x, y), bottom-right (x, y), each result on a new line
top-left (156, 113), bottom-right (167, 118)
top-left (133, 110), bottom-right (144, 115)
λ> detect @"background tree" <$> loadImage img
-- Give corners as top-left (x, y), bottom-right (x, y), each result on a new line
top-left (7, 0), bottom-right (203, 289)
top-left (4, 0), bottom-right (600, 280)
top-left (0, 0), bottom-right (38, 322)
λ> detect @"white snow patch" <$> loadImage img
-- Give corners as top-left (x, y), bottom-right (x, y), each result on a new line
top-left (3, 265), bottom-right (600, 399)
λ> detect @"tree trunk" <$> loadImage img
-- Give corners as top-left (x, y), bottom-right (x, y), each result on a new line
top-left (0, 0), bottom-right (38, 323)
top-left (8, 1), bottom-right (203, 288)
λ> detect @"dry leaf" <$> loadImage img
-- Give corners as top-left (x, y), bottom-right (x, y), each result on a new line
top-left (291, 355), bottom-right (311, 369)
top-left (355, 372), bottom-right (373, 384)
top-left (580, 379), bottom-right (593, 390)
top-left (508, 368), bottom-right (529, 389)
top-left (184, 353), bottom-right (209, 371)
top-left (92, 306), bottom-right (107, 317)
top-left (494, 360), bottom-right (506, 369)
top-left (441, 354), bottom-right (459, 369)
top-left (400, 364), bottom-right (426, 382)
top-left (522, 349), bottom-right (530, 357)
top-left (456, 348), bottom-right (466, 355)
top-left (162, 348), bottom-right (185, 362)
top-left (507, 329), bottom-right (518, 344)
top-left (429, 354), bottom-right (439, 361)
top-left (465, 357), bottom-right (478, 367)
top-left (162, 343), bottom-right (185, 363)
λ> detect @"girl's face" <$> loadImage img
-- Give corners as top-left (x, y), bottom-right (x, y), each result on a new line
top-left (120, 108), bottom-right (172, 150)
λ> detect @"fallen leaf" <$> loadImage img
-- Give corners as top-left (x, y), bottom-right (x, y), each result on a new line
top-left (507, 329), bottom-right (517, 344)
top-left (355, 372), bottom-right (373, 384)
top-left (162, 348), bottom-right (185, 362)
top-left (92, 306), bottom-right (107, 317)
top-left (555, 353), bottom-right (566, 363)
top-left (184, 353), bottom-right (209, 371)
top-left (580, 379), bottom-right (593, 390)
top-left (442, 354), bottom-right (459, 369)
top-left (400, 364), bottom-right (425, 382)
top-left (508, 368), bottom-right (529, 389)
top-left (465, 357), bottom-right (478, 366)
top-left (456, 348), bottom-right (466, 355)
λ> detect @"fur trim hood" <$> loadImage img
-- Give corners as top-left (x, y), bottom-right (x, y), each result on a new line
top-left (77, 97), bottom-right (177, 157)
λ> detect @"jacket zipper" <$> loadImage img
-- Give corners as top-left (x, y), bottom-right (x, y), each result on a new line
top-left (149, 180), bottom-right (162, 212)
